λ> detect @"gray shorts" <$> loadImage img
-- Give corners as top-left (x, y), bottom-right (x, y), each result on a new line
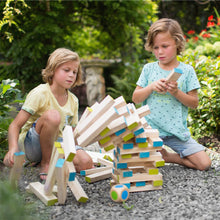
top-left (24, 124), bottom-right (82, 162)
top-left (161, 136), bottom-right (204, 158)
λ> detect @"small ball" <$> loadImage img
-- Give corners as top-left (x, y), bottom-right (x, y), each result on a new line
top-left (110, 184), bottom-right (129, 202)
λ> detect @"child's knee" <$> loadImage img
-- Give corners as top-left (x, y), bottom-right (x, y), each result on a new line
top-left (44, 110), bottom-right (61, 126)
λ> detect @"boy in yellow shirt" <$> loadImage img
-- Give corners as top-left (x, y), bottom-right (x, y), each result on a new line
top-left (4, 48), bottom-right (93, 180)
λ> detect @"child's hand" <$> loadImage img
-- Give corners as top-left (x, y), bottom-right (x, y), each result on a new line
top-left (166, 81), bottom-right (178, 95)
top-left (152, 79), bottom-right (168, 93)
top-left (3, 149), bottom-right (18, 167)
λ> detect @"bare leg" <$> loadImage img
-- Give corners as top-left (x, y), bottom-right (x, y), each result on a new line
top-left (35, 110), bottom-right (61, 179)
top-left (73, 149), bottom-right (94, 172)
top-left (159, 148), bottom-right (211, 171)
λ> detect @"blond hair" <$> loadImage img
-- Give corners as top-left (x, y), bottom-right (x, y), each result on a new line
top-left (145, 18), bottom-right (185, 55)
top-left (42, 48), bottom-right (83, 87)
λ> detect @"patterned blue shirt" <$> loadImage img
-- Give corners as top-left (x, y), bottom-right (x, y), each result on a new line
top-left (136, 61), bottom-right (200, 141)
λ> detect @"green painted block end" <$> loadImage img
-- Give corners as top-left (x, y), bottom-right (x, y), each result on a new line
top-left (85, 177), bottom-right (91, 183)
top-left (78, 197), bottom-right (88, 203)
top-left (153, 180), bottom-right (163, 187)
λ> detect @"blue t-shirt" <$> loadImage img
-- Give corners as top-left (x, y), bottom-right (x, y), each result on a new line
top-left (136, 61), bottom-right (200, 141)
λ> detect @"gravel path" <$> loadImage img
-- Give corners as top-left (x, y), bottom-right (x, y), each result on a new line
top-left (2, 147), bottom-right (220, 220)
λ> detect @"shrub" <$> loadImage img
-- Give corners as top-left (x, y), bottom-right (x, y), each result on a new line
top-left (0, 79), bottom-right (23, 162)
top-left (178, 54), bottom-right (220, 140)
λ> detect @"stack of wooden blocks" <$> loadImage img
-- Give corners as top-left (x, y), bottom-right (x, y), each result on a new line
top-left (75, 95), bottom-right (165, 193)
top-left (11, 95), bottom-right (164, 206)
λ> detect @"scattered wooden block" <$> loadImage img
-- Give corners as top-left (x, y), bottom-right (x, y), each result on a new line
top-left (9, 151), bottom-right (25, 188)
top-left (80, 166), bottom-right (112, 176)
top-left (44, 146), bottom-right (64, 196)
top-left (68, 178), bottom-right (88, 203)
top-left (29, 182), bottom-right (58, 206)
top-left (85, 168), bottom-right (112, 183)
top-left (55, 158), bottom-right (68, 204)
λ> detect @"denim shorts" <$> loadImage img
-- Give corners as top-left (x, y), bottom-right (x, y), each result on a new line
top-left (160, 136), bottom-right (204, 158)
top-left (24, 123), bottom-right (82, 162)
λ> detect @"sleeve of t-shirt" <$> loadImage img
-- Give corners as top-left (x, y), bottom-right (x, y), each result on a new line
top-left (136, 64), bottom-right (149, 88)
top-left (186, 65), bottom-right (200, 92)
top-left (21, 86), bottom-right (47, 115)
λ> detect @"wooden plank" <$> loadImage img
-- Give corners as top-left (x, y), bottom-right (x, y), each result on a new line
top-left (66, 161), bottom-right (76, 181)
top-left (115, 151), bottom-right (163, 163)
top-left (113, 96), bottom-right (127, 109)
top-left (75, 95), bottom-right (115, 136)
top-left (85, 168), bottom-right (112, 183)
top-left (68, 178), bottom-right (88, 203)
top-left (112, 172), bottom-right (162, 183)
top-left (62, 125), bottom-right (76, 161)
top-left (166, 68), bottom-right (183, 82)
top-left (136, 105), bottom-right (151, 118)
top-left (97, 157), bottom-right (113, 167)
top-left (44, 146), bottom-right (64, 196)
top-left (148, 137), bottom-right (163, 147)
top-left (77, 106), bottom-right (119, 147)
top-left (29, 182), bottom-right (58, 206)
top-left (80, 166), bottom-right (112, 176)
top-left (55, 159), bottom-right (68, 204)
top-left (9, 151), bottom-right (25, 188)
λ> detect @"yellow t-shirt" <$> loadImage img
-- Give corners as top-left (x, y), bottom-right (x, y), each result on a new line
top-left (18, 83), bottom-right (78, 151)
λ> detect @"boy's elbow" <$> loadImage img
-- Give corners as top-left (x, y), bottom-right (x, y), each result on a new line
top-left (132, 94), bottom-right (139, 104)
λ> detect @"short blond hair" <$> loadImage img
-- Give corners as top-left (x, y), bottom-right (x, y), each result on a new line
top-left (145, 18), bottom-right (185, 55)
top-left (42, 48), bottom-right (83, 87)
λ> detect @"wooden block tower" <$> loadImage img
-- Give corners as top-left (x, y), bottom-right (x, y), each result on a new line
top-left (75, 95), bottom-right (165, 193)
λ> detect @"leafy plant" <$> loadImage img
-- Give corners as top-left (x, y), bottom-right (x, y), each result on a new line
top-left (0, 180), bottom-right (49, 220)
top-left (0, 79), bottom-right (23, 162)
top-left (179, 54), bottom-right (220, 141)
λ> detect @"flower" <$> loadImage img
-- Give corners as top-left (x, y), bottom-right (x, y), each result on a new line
top-left (193, 36), bottom-right (199, 41)
top-left (187, 30), bottom-right (195, 35)
top-left (208, 15), bottom-right (214, 21)
top-left (202, 33), bottom-right (211, 38)
top-left (217, 18), bottom-right (220, 26)
top-left (207, 21), bottom-right (215, 27)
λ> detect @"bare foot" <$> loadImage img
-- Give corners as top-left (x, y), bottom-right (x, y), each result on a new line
top-left (157, 148), bottom-right (169, 162)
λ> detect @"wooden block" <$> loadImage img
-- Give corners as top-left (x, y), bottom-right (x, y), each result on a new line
top-left (66, 161), bottom-right (76, 181)
top-left (125, 112), bottom-right (140, 130)
top-left (116, 104), bottom-right (132, 117)
top-left (68, 178), bottom-right (88, 203)
top-left (74, 103), bottom-right (98, 138)
top-left (44, 146), bottom-right (63, 196)
top-left (144, 129), bottom-right (159, 138)
top-left (97, 157), bottom-right (113, 167)
top-left (140, 117), bottom-right (148, 128)
top-left (29, 182), bottom-right (58, 206)
top-left (80, 166), bottom-right (112, 176)
top-left (117, 146), bottom-right (152, 156)
top-left (77, 106), bottom-right (119, 147)
top-left (136, 105), bottom-right (151, 118)
top-left (148, 137), bottom-right (163, 147)
top-left (113, 96), bottom-right (127, 110)
top-left (10, 151), bottom-right (25, 188)
top-left (112, 172), bottom-right (162, 183)
top-left (76, 95), bottom-right (114, 136)
top-left (55, 158), bottom-right (68, 204)
top-left (86, 150), bottom-right (114, 164)
top-left (166, 68), bottom-right (183, 82)
top-left (62, 125), bottom-right (76, 161)
top-left (128, 183), bottom-right (162, 192)
top-left (85, 168), bottom-right (112, 183)
top-left (115, 151), bottom-right (162, 163)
